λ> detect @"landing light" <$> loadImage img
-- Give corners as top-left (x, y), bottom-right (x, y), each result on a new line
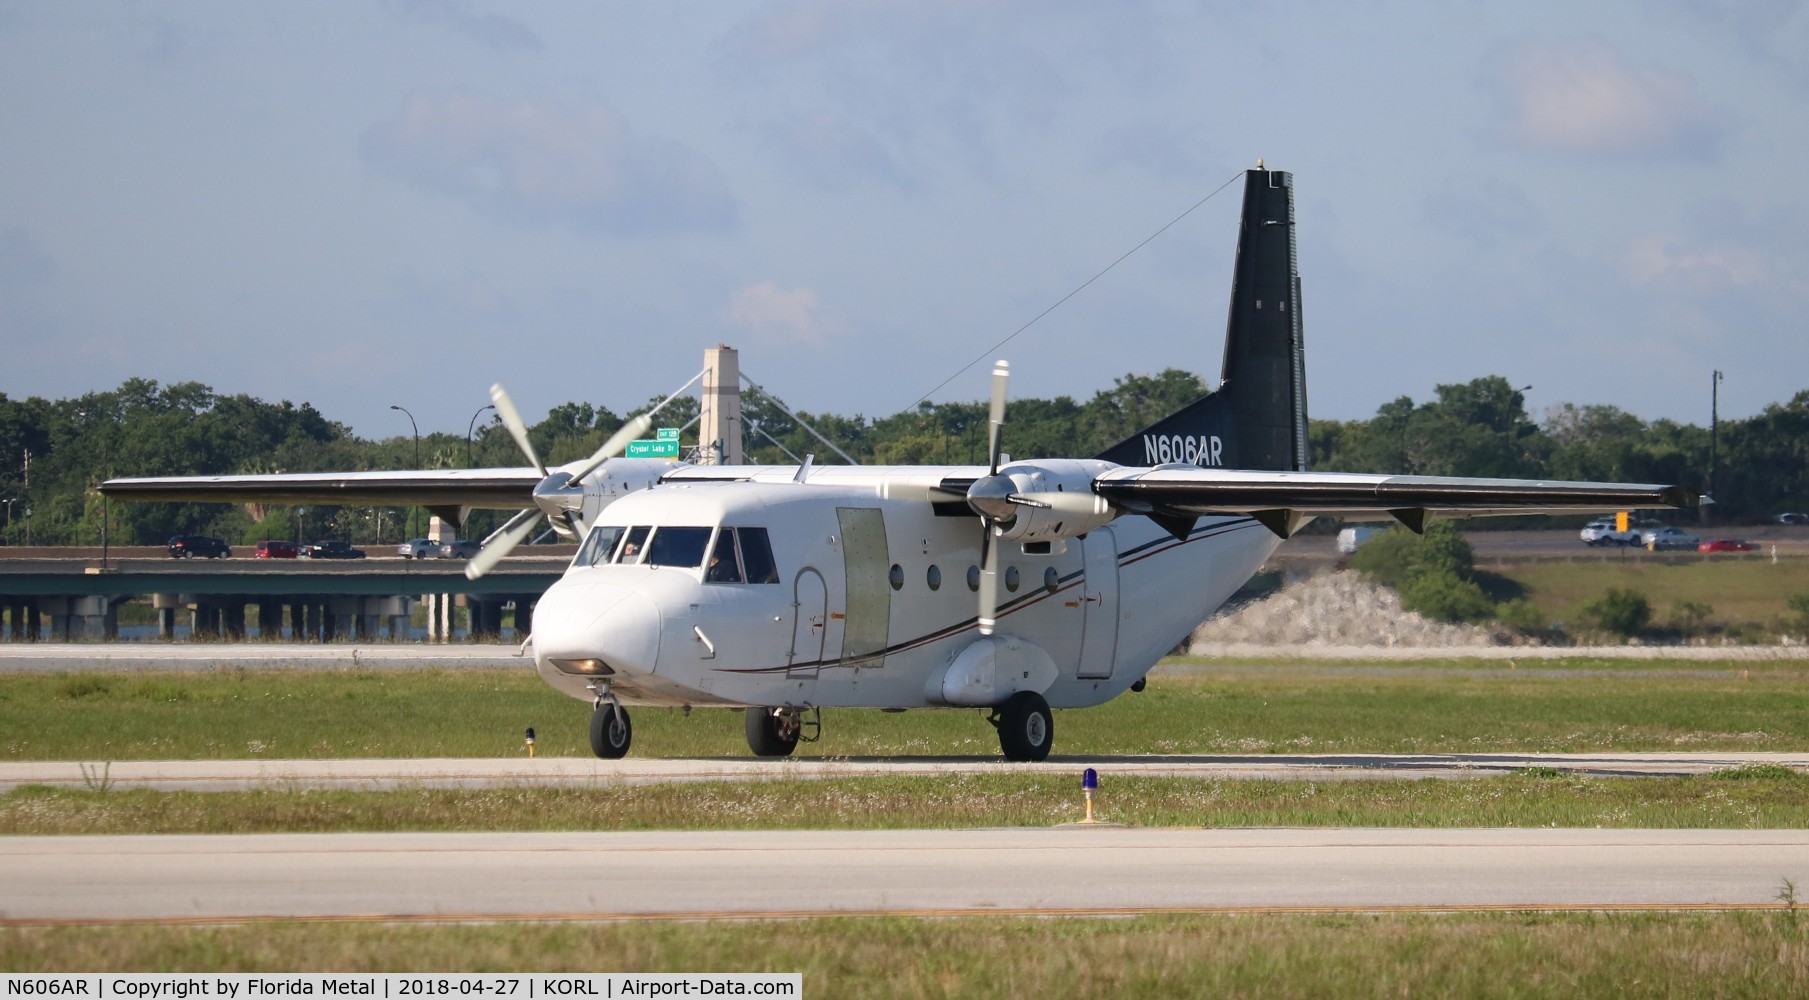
top-left (552, 658), bottom-right (614, 676)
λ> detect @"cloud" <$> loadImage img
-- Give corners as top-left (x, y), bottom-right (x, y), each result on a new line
top-left (1622, 235), bottom-right (1767, 291)
top-left (1492, 40), bottom-right (1725, 158)
top-left (725, 281), bottom-right (844, 345)
top-left (362, 93), bottom-right (738, 234)
top-left (381, 0), bottom-right (541, 53)
top-left (764, 111), bottom-right (912, 191)
top-left (0, 227), bottom-right (58, 289)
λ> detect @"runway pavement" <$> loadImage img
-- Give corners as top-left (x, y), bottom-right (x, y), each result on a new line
top-left (3, 827), bottom-right (1804, 923)
top-left (3, 751), bottom-right (1805, 791)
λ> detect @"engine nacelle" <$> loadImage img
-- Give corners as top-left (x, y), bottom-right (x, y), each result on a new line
top-left (993, 460), bottom-right (1119, 543)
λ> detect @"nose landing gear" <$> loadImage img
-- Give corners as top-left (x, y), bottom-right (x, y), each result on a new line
top-left (589, 698), bottom-right (632, 759)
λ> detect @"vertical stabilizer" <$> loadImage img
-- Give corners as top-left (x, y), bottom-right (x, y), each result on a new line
top-left (1096, 165), bottom-right (1309, 471)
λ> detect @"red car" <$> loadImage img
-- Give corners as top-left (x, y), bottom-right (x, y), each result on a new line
top-left (1698, 538), bottom-right (1755, 553)
top-left (255, 539), bottom-right (300, 559)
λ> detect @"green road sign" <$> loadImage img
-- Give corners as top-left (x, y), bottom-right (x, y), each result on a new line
top-left (625, 440), bottom-right (680, 458)
top-left (656, 427), bottom-right (680, 441)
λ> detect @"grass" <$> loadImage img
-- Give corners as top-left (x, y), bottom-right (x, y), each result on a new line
top-left (4, 662), bottom-right (1809, 761)
top-left (4, 913), bottom-right (1807, 997)
top-left (1489, 556), bottom-right (1809, 634)
top-left (5, 767), bottom-right (1809, 834)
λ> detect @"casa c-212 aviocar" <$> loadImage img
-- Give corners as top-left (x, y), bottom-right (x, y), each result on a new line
top-left (104, 165), bottom-right (1702, 762)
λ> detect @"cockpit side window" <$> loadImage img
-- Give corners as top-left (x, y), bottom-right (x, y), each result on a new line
top-left (574, 525), bottom-right (622, 568)
top-left (645, 526), bottom-right (712, 568)
top-left (736, 526), bottom-right (780, 584)
top-left (705, 530), bottom-right (743, 583)
top-left (616, 525), bottom-right (651, 564)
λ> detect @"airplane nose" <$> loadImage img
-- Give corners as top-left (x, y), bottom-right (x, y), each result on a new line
top-left (533, 579), bottom-right (663, 678)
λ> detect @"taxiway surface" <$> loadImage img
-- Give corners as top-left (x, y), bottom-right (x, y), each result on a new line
top-left (4, 827), bottom-right (1803, 922)
top-left (4, 752), bottom-right (1808, 791)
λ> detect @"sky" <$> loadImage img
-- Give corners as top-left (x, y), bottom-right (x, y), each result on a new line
top-left (2, 1), bottom-right (1806, 442)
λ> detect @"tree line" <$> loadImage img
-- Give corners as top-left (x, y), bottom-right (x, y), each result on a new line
top-left (1, 372), bottom-right (1802, 547)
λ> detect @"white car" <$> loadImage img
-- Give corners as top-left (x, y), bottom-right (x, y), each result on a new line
top-left (397, 538), bottom-right (442, 559)
top-left (1580, 519), bottom-right (1642, 546)
top-left (1640, 526), bottom-right (1701, 551)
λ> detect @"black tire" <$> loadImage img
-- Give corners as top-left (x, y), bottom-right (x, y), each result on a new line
top-left (745, 708), bottom-right (800, 758)
top-left (997, 691), bottom-right (1054, 762)
top-left (588, 703), bottom-right (632, 759)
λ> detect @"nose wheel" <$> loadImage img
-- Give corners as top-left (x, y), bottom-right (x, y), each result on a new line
top-left (589, 701), bottom-right (633, 759)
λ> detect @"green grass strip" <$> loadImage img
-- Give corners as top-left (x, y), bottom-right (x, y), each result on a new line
top-left (6, 768), bottom-right (1809, 834)
top-left (5, 913), bottom-right (1807, 998)
top-left (6, 662), bottom-right (1809, 760)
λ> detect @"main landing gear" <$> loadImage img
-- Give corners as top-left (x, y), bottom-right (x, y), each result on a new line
top-left (990, 691), bottom-right (1054, 762)
top-left (746, 706), bottom-right (820, 757)
top-left (589, 701), bottom-right (632, 759)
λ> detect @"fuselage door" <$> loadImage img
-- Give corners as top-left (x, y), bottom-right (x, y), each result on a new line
top-left (1077, 527), bottom-right (1119, 679)
top-left (835, 506), bottom-right (891, 667)
top-left (788, 567), bottom-right (828, 679)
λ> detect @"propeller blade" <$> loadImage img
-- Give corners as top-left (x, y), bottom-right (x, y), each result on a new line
top-left (977, 522), bottom-right (1001, 636)
top-left (490, 384), bottom-right (547, 477)
top-left (987, 360), bottom-right (1009, 476)
top-left (465, 508), bottom-right (543, 581)
top-left (567, 413), bottom-right (655, 485)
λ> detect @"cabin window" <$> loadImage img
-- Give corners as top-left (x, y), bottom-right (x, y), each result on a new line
top-left (966, 565), bottom-right (980, 592)
top-left (615, 525), bottom-right (651, 564)
top-left (735, 527), bottom-right (781, 584)
top-left (926, 565), bottom-right (942, 591)
top-left (706, 529), bottom-right (743, 583)
top-left (1005, 566), bottom-right (1020, 592)
top-left (1043, 566), bottom-right (1059, 593)
top-left (574, 525), bottom-right (622, 568)
top-left (888, 564), bottom-right (904, 590)
top-left (645, 526), bottom-right (712, 569)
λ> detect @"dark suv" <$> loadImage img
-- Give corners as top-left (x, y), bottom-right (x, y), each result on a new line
top-left (305, 540), bottom-right (366, 560)
top-left (168, 535), bottom-right (231, 559)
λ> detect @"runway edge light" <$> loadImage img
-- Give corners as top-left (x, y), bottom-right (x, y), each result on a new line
top-left (1081, 767), bottom-right (1099, 824)
top-left (525, 727), bottom-right (536, 758)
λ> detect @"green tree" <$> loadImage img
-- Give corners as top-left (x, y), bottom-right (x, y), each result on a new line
top-left (1581, 588), bottom-right (1652, 638)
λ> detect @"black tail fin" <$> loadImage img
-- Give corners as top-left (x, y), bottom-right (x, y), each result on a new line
top-left (1095, 164), bottom-right (1308, 471)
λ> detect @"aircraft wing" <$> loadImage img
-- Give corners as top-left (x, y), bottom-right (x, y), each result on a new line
top-left (1091, 467), bottom-right (1702, 537)
top-left (99, 468), bottom-right (544, 510)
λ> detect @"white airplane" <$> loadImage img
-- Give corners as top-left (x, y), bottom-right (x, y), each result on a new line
top-left (104, 165), bottom-right (1700, 761)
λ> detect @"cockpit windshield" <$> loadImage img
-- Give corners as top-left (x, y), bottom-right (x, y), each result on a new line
top-left (573, 525), bottom-right (622, 568)
top-left (577, 523), bottom-right (777, 579)
top-left (644, 526), bottom-right (712, 568)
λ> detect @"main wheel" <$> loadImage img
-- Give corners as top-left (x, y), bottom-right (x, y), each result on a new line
top-left (588, 703), bottom-right (633, 759)
top-left (996, 691), bottom-right (1054, 762)
top-left (745, 707), bottom-right (800, 758)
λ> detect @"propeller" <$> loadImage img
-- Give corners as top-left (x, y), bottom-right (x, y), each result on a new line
top-left (466, 385), bottom-right (655, 581)
top-left (968, 361), bottom-right (1012, 636)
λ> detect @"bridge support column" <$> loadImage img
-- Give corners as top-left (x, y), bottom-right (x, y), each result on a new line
top-left (42, 596), bottom-right (114, 641)
top-left (223, 602), bottom-right (246, 640)
top-left (303, 602), bottom-right (322, 642)
top-left (256, 601), bottom-right (280, 640)
top-left (513, 597), bottom-right (534, 638)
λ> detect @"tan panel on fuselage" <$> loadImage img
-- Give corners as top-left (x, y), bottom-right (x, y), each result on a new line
top-left (836, 507), bottom-right (891, 666)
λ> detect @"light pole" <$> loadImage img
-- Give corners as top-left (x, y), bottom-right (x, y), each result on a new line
top-left (1709, 369), bottom-right (1724, 517)
top-left (390, 404), bottom-right (421, 467)
top-left (1, 498), bottom-right (15, 538)
top-left (467, 404), bottom-right (496, 466)
top-left (390, 404), bottom-right (421, 539)
top-left (296, 507), bottom-right (306, 544)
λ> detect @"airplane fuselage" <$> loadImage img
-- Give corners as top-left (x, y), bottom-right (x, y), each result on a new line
top-left (531, 461), bottom-right (1280, 715)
